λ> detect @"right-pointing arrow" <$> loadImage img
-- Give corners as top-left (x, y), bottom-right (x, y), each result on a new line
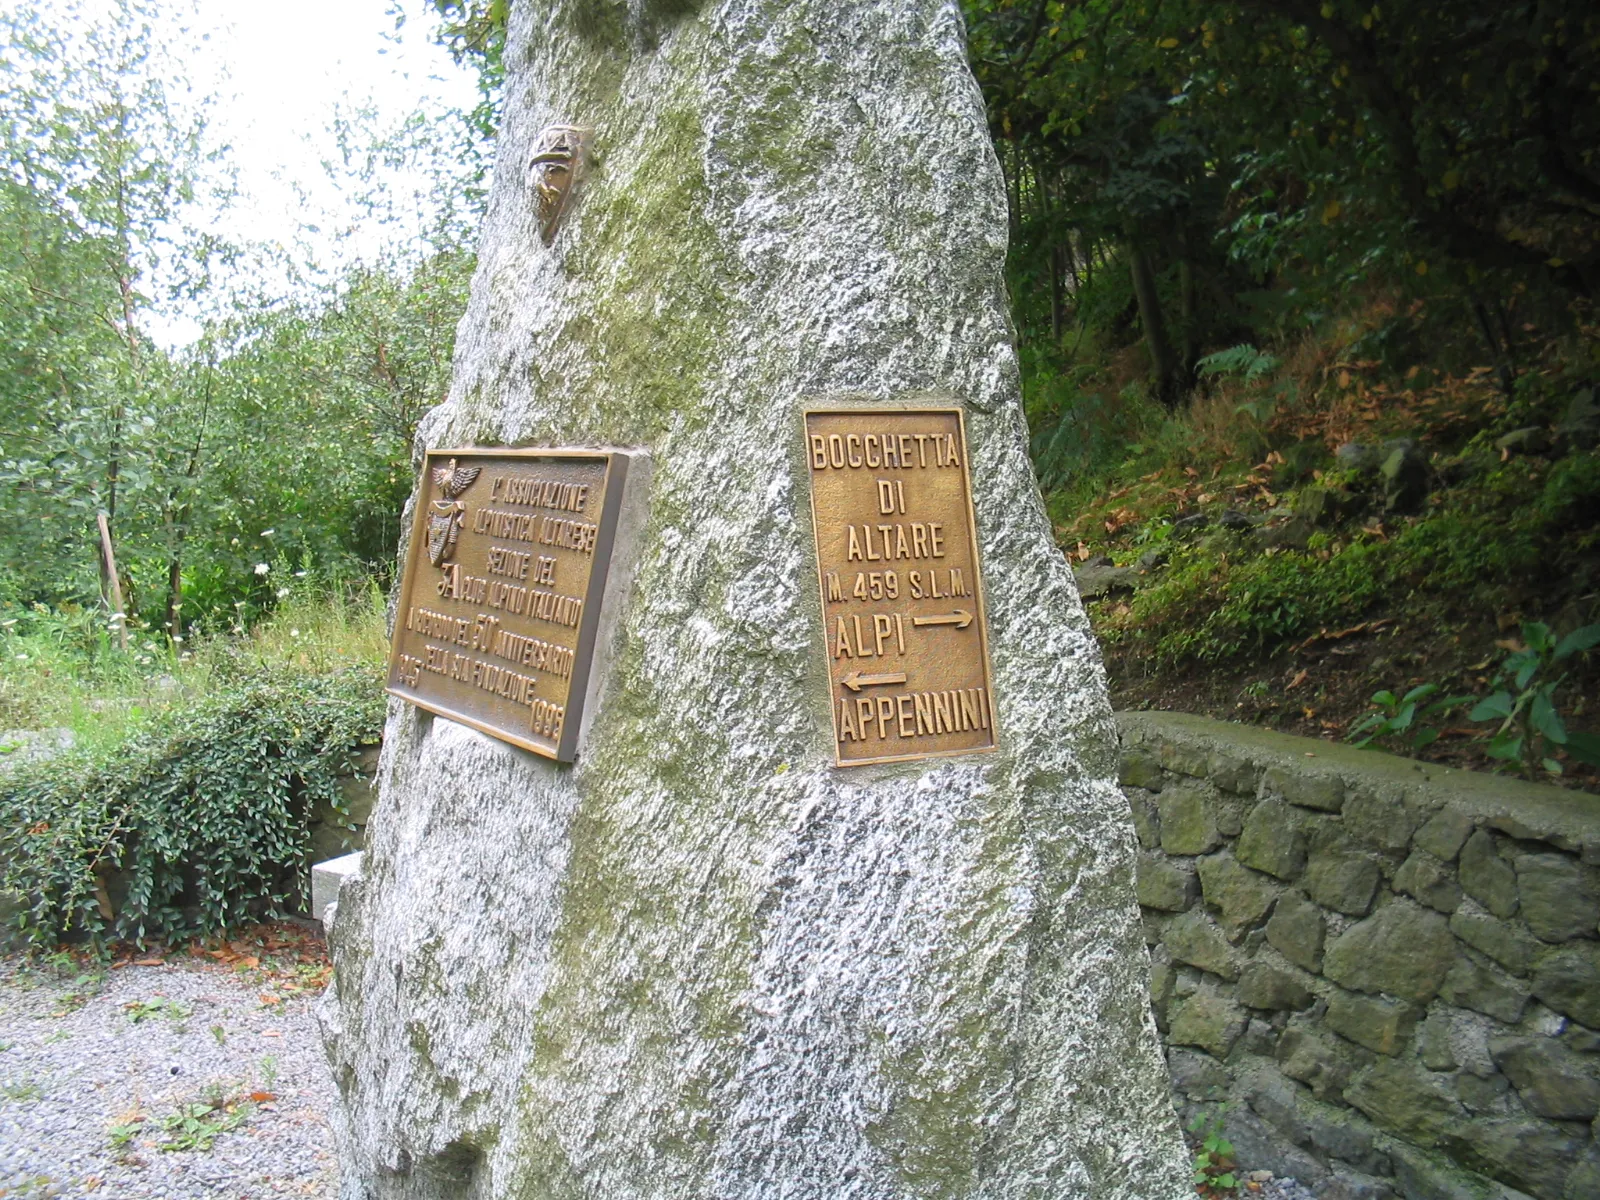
top-left (842, 670), bottom-right (909, 692)
top-left (912, 609), bottom-right (974, 630)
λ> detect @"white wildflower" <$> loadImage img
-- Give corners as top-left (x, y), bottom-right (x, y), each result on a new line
top-left (254, 563), bottom-right (270, 576)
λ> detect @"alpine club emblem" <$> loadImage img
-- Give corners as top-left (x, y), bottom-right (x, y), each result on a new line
top-left (426, 457), bottom-right (481, 567)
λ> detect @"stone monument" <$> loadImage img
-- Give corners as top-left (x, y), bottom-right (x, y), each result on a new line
top-left (319, 0), bottom-right (1189, 1196)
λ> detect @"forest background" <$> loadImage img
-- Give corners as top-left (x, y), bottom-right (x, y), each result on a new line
top-left (1, 0), bottom-right (1598, 944)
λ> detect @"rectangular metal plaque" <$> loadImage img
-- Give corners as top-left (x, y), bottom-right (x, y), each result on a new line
top-left (386, 447), bottom-right (629, 762)
top-left (804, 408), bottom-right (997, 766)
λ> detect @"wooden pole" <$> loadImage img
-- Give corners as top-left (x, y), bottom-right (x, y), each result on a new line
top-left (97, 512), bottom-right (129, 650)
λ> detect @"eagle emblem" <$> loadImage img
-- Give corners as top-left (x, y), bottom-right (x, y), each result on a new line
top-left (426, 457), bottom-right (481, 567)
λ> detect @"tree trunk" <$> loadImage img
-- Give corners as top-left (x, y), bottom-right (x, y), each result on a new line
top-left (1129, 242), bottom-right (1181, 407)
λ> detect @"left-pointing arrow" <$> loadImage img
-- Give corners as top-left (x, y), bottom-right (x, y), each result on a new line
top-left (842, 670), bottom-right (909, 692)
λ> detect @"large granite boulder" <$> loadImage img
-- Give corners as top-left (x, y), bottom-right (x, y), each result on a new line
top-left (318, 2), bottom-right (1187, 1197)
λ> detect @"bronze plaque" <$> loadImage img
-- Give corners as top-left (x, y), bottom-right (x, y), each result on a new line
top-left (386, 447), bottom-right (630, 762)
top-left (804, 408), bottom-right (997, 766)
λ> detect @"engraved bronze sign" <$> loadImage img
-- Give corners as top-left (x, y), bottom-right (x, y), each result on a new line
top-left (804, 408), bottom-right (997, 766)
top-left (387, 447), bottom-right (630, 762)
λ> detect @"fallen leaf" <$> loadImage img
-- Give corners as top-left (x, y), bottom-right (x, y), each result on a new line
top-left (261, 1029), bottom-right (283, 1037)
top-left (1495, 638), bottom-right (1523, 653)
top-left (132, 958), bottom-right (164, 967)
top-left (259, 993), bottom-right (282, 1006)
top-left (1287, 669), bottom-right (1308, 689)
top-left (249, 1091), bottom-right (277, 1103)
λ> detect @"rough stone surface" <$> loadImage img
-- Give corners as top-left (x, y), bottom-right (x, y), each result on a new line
top-left (1168, 986), bottom-right (1249, 1058)
top-left (1116, 712), bottom-right (1600, 1200)
top-left (1438, 957), bottom-right (1529, 1024)
top-left (1341, 790), bottom-right (1422, 853)
top-left (1392, 850), bottom-right (1462, 914)
top-left (1447, 908), bottom-right (1538, 976)
top-left (1531, 943), bottom-right (1600, 1029)
top-left (1266, 890), bottom-right (1326, 973)
top-left (1158, 782), bottom-right (1223, 855)
top-left (1514, 852), bottom-right (1600, 943)
top-left (1262, 766), bottom-right (1346, 814)
top-left (1458, 830), bottom-right (1519, 919)
top-left (1239, 800), bottom-right (1310, 880)
top-left (1236, 961), bottom-right (1313, 1012)
top-left (1344, 1060), bottom-right (1464, 1146)
top-left (1413, 809), bottom-right (1474, 863)
top-left (1489, 1037), bottom-right (1600, 1120)
top-left (1303, 833), bottom-right (1381, 916)
top-left (1198, 851), bottom-right (1280, 940)
top-left (1325, 989), bottom-right (1419, 1056)
top-left (318, 4), bottom-right (1188, 1198)
top-left (1323, 899), bottom-right (1456, 1004)
top-left (1163, 909), bottom-right (1240, 980)
top-left (1138, 852), bottom-right (1198, 912)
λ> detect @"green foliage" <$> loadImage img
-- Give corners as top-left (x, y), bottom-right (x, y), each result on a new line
top-left (122, 996), bottom-right (192, 1023)
top-left (0, 657), bottom-right (383, 949)
top-left (1187, 1106), bottom-right (1239, 1194)
top-left (1468, 622), bottom-right (1600, 777)
top-left (1348, 684), bottom-right (1471, 751)
top-left (155, 1096), bottom-right (250, 1152)
top-left (1123, 539), bottom-right (1390, 669)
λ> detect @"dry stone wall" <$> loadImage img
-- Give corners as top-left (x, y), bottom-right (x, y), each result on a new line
top-left (1119, 711), bottom-right (1600, 1200)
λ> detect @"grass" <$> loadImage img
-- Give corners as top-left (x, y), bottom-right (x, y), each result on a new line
top-left (0, 579), bottom-right (388, 742)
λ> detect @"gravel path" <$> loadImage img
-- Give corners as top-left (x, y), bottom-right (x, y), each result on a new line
top-left (0, 937), bottom-right (1324, 1200)
top-left (0, 943), bottom-right (337, 1198)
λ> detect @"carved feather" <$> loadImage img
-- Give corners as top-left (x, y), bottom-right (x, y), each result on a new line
top-left (432, 459), bottom-right (481, 499)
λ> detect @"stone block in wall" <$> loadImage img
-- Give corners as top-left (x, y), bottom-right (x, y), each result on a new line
top-left (1323, 899), bottom-right (1457, 1004)
top-left (1416, 1010), bottom-right (1457, 1071)
top-left (1279, 1026), bottom-right (1360, 1103)
top-left (1237, 961), bottom-right (1314, 1012)
top-left (1448, 908), bottom-right (1539, 976)
top-left (1438, 956), bottom-right (1530, 1024)
top-left (1413, 808), bottom-right (1475, 863)
top-left (1163, 909), bottom-right (1239, 980)
top-left (1393, 850), bottom-right (1462, 914)
top-left (1157, 782), bottom-right (1222, 855)
top-left (1489, 1036), bottom-right (1600, 1120)
top-left (1531, 942), bottom-right (1600, 1028)
top-left (1513, 851), bottom-right (1600, 943)
top-left (1390, 1144), bottom-right (1514, 1200)
top-left (1304, 829), bottom-right (1383, 916)
top-left (1137, 852), bottom-right (1198, 912)
top-left (1206, 748), bottom-right (1260, 796)
top-left (1221, 1105), bottom-right (1330, 1189)
top-left (1155, 738), bottom-right (1211, 780)
top-left (1565, 1150), bottom-right (1600, 1200)
top-left (1344, 1058), bottom-right (1466, 1147)
top-left (1342, 788), bottom-right (1425, 853)
top-left (1239, 799), bottom-right (1310, 880)
top-left (1245, 1070), bottom-right (1309, 1146)
top-left (1459, 830), bottom-right (1519, 919)
top-left (1168, 984), bottom-right (1248, 1057)
top-left (1453, 1070), bottom-right (1510, 1114)
top-left (1461, 1117), bottom-right (1587, 1200)
top-left (1168, 1046), bottom-right (1229, 1099)
top-left (1303, 1105), bottom-right (1389, 1178)
top-left (1119, 749), bottom-right (1165, 791)
top-left (1261, 765), bottom-right (1347, 813)
top-left (1198, 851), bottom-right (1280, 940)
top-left (1267, 890), bottom-right (1327, 972)
top-left (1326, 989), bottom-right (1420, 1056)
top-left (1126, 788), bottom-right (1161, 850)
top-left (1149, 950), bottom-right (1176, 1032)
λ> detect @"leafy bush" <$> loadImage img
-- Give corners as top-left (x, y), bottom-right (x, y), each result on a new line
top-left (0, 661), bottom-right (383, 949)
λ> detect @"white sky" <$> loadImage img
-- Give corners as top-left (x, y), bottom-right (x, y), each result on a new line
top-left (189, 0), bottom-right (482, 269)
top-left (19, 0), bottom-right (487, 343)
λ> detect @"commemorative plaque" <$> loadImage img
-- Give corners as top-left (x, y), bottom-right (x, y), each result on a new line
top-left (805, 408), bottom-right (997, 766)
top-left (386, 447), bottom-right (630, 762)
